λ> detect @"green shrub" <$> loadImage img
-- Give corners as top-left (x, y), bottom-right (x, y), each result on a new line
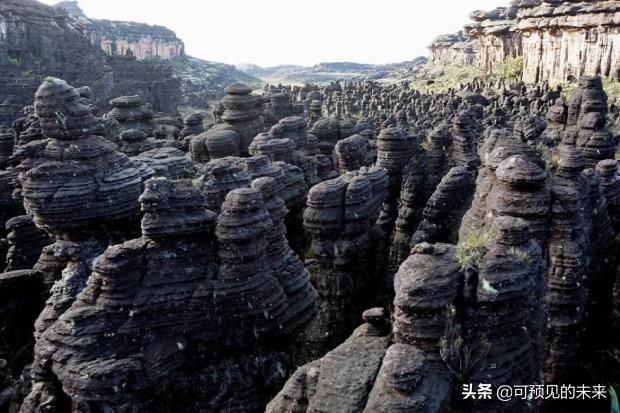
top-left (491, 56), bottom-right (523, 82)
top-left (456, 228), bottom-right (497, 271)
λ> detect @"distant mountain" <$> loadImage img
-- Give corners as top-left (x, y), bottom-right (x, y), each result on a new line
top-left (50, 1), bottom-right (262, 111)
top-left (238, 58), bottom-right (428, 84)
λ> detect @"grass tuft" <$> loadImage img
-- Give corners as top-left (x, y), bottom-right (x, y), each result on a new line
top-left (509, 246), bottom-right (533, 265)
top-left (456, 228), bottom-right (496, 271)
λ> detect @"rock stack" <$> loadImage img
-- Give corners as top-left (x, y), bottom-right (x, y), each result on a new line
top-left (459, 143), bottom-right (527, 241)
top-left (22, 78), bottom-right (149, 236)
top-left (196, 157), bottom-right (252, 213)
top-left (425, 122), bottom-right (452, 196)
top-left (179, 111), bottom-right (204, 149)
top-left (221, 83), bottom-right (265, 155)
top-left (249, 133), bottom-right (296, 163)
top-left (451, 110), bottom-right (480, 170)
top-left (269, 92), bottom-right (292, 120)
top-left (545, 146), bottom-right (590, 383)
top-left (486, 155), bottom-right (550, 246)
top-left (389, 138), bottom-right (428, 272)
top-left (544, 98), bottom-right (567, 142)
top-left (580, 129), bottom-right (616, 169)
top-left (567, 77), bottom-right (617, 167)
top-left (265, 117), bottom-right (319, 186)
top-left (132, 147), bottom-right (194, 179)
top-left (393, 243), bottom-right (461, 366)
top-left (4, 215), bottom-right (50, 272)
top-left (105, 95), bottom-right (155, 136)
top-left (273, 161), bottom-right (308, 212)
top-left (466, 216), bottom-right (546, 412)
top-left (191, 128), bottom-right (241, 162)
top-left (332, 134), bottom-right (371, 174)
top-left (251, 177), bottom-right (318, 335)
top-left (412, 166), bottom-right (475, 245)
top-left (308, 99), bottom-right (323, 125)
top-left (180, 112), bottom-right (204, 138)
top-left (239, 155), bottom-right (308, 255)
top-left (18, 178), bottom-right (316, 412)
top-left (117, 128), bottom-right (162, 156)
top-left (309, 118), bottom-right (341, 155)
top-left (301, 169), bottom-right (388, 360)
top-left (270, 115), bottom-right (308, 150)
top-left (14, 78), bottom-right (153, 411)
top-left (375, 126), bottom-right (415, 233)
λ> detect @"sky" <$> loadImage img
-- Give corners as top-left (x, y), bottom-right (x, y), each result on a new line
top-left (39, 0), bottom-right (507, 67)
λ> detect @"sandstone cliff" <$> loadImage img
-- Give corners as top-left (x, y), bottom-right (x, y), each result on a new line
top-left (0, 0), bottom-right (106, 123)
top-left (0, 0), bottom-right (259, 123)
top-left (54, 1), bottom-right (260, 109)
top-left (54, 1), bottom-right (185, 60)
top-left (430, 0), bottom-right (620, 84)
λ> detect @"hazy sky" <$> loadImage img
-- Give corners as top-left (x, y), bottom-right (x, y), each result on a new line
top-left (40, 0), bottom-right (507, 67)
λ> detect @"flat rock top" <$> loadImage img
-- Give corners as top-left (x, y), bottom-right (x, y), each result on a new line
top-left (224, 83), bottom-right (252, 95)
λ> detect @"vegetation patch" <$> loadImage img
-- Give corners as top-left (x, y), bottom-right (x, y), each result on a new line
top-left (456, 228), bottom-right (497, 271)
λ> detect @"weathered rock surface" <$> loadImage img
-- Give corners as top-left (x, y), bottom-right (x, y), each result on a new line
top-left (220, 83), bottom-right (265, 155)
top-left (412, 166), bottom-right (475, 245)
top-left (4, 215), bottom-right (50, 272)
top-left (431, 0), bottom-right (620, 83)
top-left (301, 168), bottom-right (388, 361)
top-left (15, 177), bottom-right (317, 412)
top-left (55, 1), bottom-right (185, 60)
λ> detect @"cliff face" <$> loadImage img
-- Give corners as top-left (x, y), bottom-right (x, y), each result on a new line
top-left (0, 0), bottom-right (259, 123)
top-left (54, 1), bottom-right (185, 60)
top-left (0, 0), bottom-right (105, 123)
top-left (0, 0), bottom-right (182, 122)
top-left (428, 32), bottom-right (478, 66)
top-left (517, 0), bottom-right (620, 83)
top-left (430, 0), bottom-right (620, 84)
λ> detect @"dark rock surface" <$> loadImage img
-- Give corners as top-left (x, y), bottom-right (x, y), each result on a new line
top-left (0, 37), bottom-right (618, 412)
top-left (300, 168), bottom-right (388, 361)
top-left (14, 177), bottom-right (317, 412)
top-left (0, 0), bottom-right (260, 125)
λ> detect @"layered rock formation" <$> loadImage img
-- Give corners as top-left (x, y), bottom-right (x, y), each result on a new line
top-left (220, 83), bottom-right (265, 156)
top-left (375, 126), bottom-right (415, 234)
top-left (267, 305), bottom-right (452, 413)
top-left (517, 0), bottom-right (620, 83)
top-left (4, 215), bottom-right (50, 272)
top-left (388, 137), bottom-right (428, 272)
top-left (0, 0), bottom-right (259, 124)
top-left (17, 178), bottom-right (316, 411)
top-left (56, 1), bottom-right (185, 60)
top-left (11, 77), bottom-right (152, 410)
top-left (271, 215), bottom-right (546, 413)
top-left (431, 0), bottom-right (620, 83)
top-left (301, 168), bottom-right (388, 361)
top-left (0, 0), bottom-right (106, 124)
top-left (411, 166), bottom-right (475, 245)
top-left (22, 78), bottom-right (149, 236)
top-left (105, 95), bottom-right (155, 135)
top-left (0, 39), bottom-right (618, 412)
top-left (429, 31), bottom-right (477, 66)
